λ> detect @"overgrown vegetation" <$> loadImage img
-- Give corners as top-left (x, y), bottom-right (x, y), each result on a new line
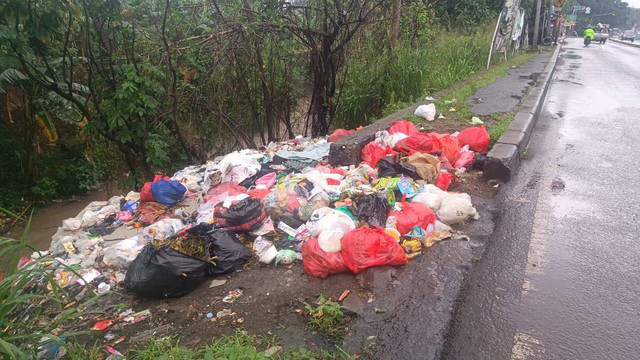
top-left (64, 331), bottom-right (353, 360)
top-left (0, 220), bottom-right (102, 359)
top-left (304, 295), bottom-right (349, 341)
top-left (0, 0), bottom-right (509, 211)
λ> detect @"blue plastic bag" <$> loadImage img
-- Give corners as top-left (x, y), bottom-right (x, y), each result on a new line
top-left (151, 180), bottom-right (186, 208)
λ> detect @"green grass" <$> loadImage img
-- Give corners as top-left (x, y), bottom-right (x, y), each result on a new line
top-left (335, 25), bottom-right (496, 129)
top-left (487, 110), bottom-right (518, 147)
top-left (435, 51), bottom-right (537, 124)
top-left (66, 331), bottom-right (353, 360)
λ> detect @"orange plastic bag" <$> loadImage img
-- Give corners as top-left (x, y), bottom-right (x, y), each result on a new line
top-left (302, 237), bottom-right (349, 278)
top-left (341, 227), bottom-right (407, 274)
top-left (361, 141), bottom-right (397, 167)
top-left (457, 126), bottom-right (490, 153)
top-left (388, 119), bottom-right (419, 135)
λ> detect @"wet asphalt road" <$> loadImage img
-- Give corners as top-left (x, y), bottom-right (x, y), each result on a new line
top-left (442, 38), bottom-right (640, 360)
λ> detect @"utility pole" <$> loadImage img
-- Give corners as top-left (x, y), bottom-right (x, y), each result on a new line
top-left (533, 0), bottom-right (542, 50)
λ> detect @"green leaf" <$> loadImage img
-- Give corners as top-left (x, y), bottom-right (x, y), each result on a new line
top-left (0, 69), bottom-right (28, 93)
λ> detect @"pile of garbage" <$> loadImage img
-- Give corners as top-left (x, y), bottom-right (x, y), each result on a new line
top-left (39, 119), bottom-right (489, 298)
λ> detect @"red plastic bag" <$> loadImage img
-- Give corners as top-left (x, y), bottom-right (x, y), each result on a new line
top-left (439, 135), bottom-right (461, 165)
top-left (394, 133), bottom-right (441, 155)
top-left (328, 129), bottom-right (355, 142)
top-left (388, 201), bottom-right (437, 236)
top-left (341, 227), bottom-right (407, 274)
top-left (302, 237), bottom-right (349, 278)
top-left (457, 126), bottom-right (490, 153)
top-left (361, 141), bottom-right (397, 167)
top-left (436, 172), bottom-right (453, 191)
top-left (140, 175), bottom-right (170, 203)
top-left (454, 152), bottom-right (475, 169)
top-left (388, 120), bottom-right (419, 135)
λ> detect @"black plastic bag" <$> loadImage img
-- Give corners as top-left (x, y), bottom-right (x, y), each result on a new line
top-left (124, 244), bottom-right (208, 298)
top-left (377, 156), bottom-right (421, 180)
top-left (215, 197), bottom-right (263, 227)
top-left (214, 197), bottom-right (266, 232)
top-left (204, 229), bottom-right (251, 276)
top-left (354, 193), bottom-right (390, 227)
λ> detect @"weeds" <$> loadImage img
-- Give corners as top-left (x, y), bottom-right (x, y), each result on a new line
top-left (335, 26), bottom-right (495, 129)
top-left (488, 111), bottom-right (517, 147)
top-left (70, 331), bottom-right (354, 360)
top-left (304, 295), bottom-right (349, 341)
top-left (0, 216), bottom-right (101, 359)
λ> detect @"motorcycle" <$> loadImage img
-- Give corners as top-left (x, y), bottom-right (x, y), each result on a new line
top-left (584, 36), bottom-right (591, 46)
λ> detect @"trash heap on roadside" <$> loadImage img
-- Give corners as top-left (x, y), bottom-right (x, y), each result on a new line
top-left (39, 119), bottom-right (490, 299)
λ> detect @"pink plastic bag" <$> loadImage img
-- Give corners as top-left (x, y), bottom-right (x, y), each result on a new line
top-left (388, 200), bottom-right (437, 236)
top-left (302, 237), bottom-right (349, 278)
top-left (341, 227), bottom-right (407, 274)
top-left (117, 211), bottom-right (133, 222)
top-left (457, 126), bottom-right (490, 153)
top-left (361, 141), bottom-right (397, 167)
top-left (388, 119), bottom-right (419, 135)
top-left (255, 173), bottom-right (276, 188)
top-left (203, 182), bottom-right (246, 204)
top-left (454, 152), bottom-right (475, 169)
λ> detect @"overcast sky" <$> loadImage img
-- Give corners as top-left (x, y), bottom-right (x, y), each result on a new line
top-left (626, 0), bottom-right (640, 8)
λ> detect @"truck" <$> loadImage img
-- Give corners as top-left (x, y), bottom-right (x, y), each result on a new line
top-left (593, 24), bottom-right (609, 44)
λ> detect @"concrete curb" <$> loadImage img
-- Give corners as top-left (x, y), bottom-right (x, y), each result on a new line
top-left (483, 44), bottom-right (562, 182)
top-left (609, 38), bottom-right (640, 48)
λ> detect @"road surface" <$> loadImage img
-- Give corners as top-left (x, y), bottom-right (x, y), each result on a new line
top-left (442, 38), bottom-right (640, 359)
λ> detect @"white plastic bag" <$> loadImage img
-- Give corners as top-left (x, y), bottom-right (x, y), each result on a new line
top-left (318, 229), bottom-right (344, 253)
top-left (253, 236), bottom-right (277, 264)
top-left (412, 184), bottom-right (447, 211)
top-left (217, 152), bottom-right (261, 184)
top-left (103, 237), bottom-right (144, 268)
top-left (141, 218), bottom-right (184, 242)
top-left (62, 218), bottom-right (82, 231)
top-left (437, 193), bottom-right (479, 225)
top-left (414, 103), bottom-right (436, 121)
top-left (307, 208), bottom-right (355, 237)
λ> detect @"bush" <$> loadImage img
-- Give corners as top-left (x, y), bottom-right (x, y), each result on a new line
top-left (334, 26), bottom-right (494, 130)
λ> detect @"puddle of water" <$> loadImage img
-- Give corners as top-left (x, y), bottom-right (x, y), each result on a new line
top-left (5, 190), bottom-right (116, 251)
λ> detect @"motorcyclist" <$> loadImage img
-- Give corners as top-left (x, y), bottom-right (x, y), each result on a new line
top-left (584, 25), bottom-right (595, 40)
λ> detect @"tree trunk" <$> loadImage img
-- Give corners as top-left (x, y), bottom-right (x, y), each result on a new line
top-left (390, 0), bottom-right (402, 48)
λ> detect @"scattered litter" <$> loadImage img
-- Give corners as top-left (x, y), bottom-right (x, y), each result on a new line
top-left (471, 116), bottom-right (484, 125)
top-left (92, 320), bottom-right (114, 331)
top-left (209, 279), bottom-right (227, 288)
top-left (414, 103), bottom-right (436, 121)
top-left (216, 309), bottom-right (233, 318)
top-left (222, 289), bottom-right (243, 303)
top-left (206, 312), bottom-right (214, 319)
top-left (338, 289), bottom-right (350, 302)
top-left (265, 346), bottom-right (282, 357)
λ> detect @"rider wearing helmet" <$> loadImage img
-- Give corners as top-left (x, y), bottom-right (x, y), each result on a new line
top-left (584, 25), bottom-right (595, 41)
